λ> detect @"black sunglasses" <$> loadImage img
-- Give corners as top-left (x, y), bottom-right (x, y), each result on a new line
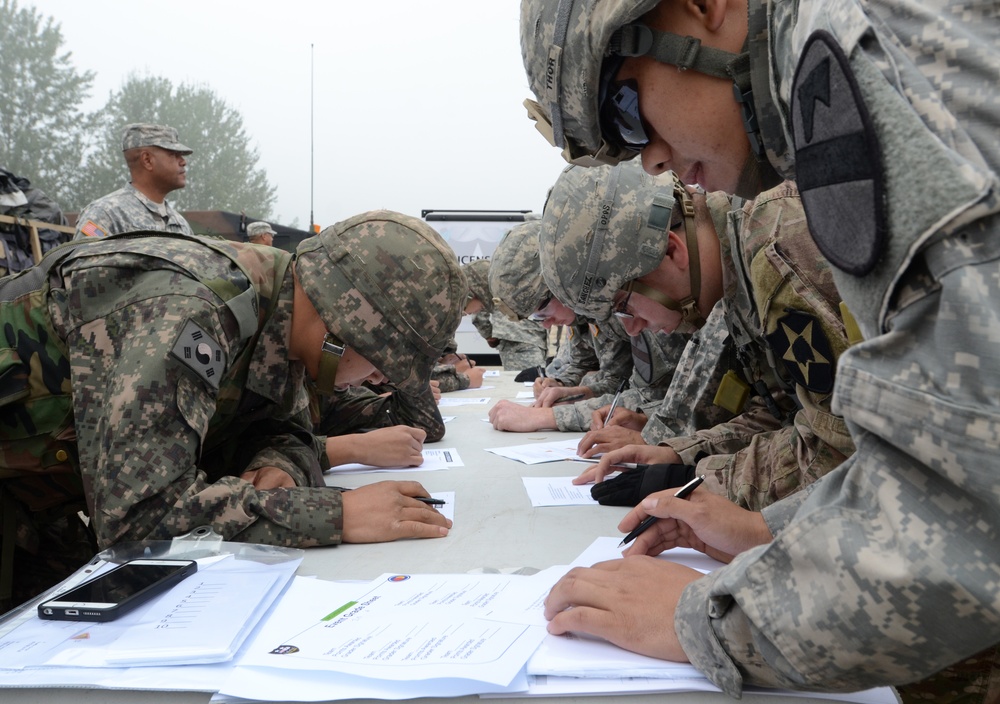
top-left (598, 57), bottom-right (650, 153)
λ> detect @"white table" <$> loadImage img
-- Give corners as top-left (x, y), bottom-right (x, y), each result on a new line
top-left (4, 371), bottom-right (894, 704)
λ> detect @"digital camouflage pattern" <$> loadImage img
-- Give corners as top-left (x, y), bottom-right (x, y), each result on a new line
top-left (0, 213), bottom-right (465, 606)
top-left (120, 123), bottom-right (192, 154)
top-left (471, 311), bottom-right (548, 371)
top-left (309, 380), bottom-right (445, 443)
top-left (552, 317), bottom-right (685, 432)
top-left (461, 259), bottom-right (493, 314)
top-left (544, 319), bottom-right (600, 387)
top-left (296, 210), bottom-right (466, 394)
top-left (431, 363), bottom-right (471, 393)
top-left (539, 160), bottom-right (678, 321)
top-left (73, 182), bottom-right (194, 240)
top-left (519, 0), bottom-right (659, 166)
top-left (642, 299), bottom-right (735, 443)
top-left (488, 220), bottom-right (550, 320)
top-left (658, 182), bottom-right (854, 510)
top-left (246, 221), bottom-right (277, 243)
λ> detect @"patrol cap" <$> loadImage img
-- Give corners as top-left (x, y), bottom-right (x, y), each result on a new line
top-left (247, 221), bottom-right (277, 239)
top-left (295, 209), bottom-right (466, 393)
top-left (121, 123), bottom-right (193, 154)
top-left (462, 259), bottom-right (494, 314)
top-left (520, 0), bottom-right (659, 166)
top-left (488, 220), bottom-right (550, 320)
top-left (539, 160), bottom-right (678, 320)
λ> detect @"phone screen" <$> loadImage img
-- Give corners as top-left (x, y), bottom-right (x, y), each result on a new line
top-left (57, 562), bottom-right (188, 604)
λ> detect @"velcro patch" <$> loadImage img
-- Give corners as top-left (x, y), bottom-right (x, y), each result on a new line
top-left (171, 320), bottom-right (226, 390)
top-left (791, 30), bottom-right (886, 276)
top-left (765, 309), bottom-right (834, 394)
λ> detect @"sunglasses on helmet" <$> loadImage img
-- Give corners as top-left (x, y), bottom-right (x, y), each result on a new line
top-left (598, 56), bottom-right (650, 153)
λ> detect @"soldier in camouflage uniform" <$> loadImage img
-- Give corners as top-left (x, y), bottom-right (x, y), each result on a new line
top-left (431, 258), bottom-right (490, 393)
top-left (522, 0), bottom-right (1000, 699)
top-left (74, 124), bottom-right (194, 240)
top-left (565, 170), bottom-right (854, 509)
top-left (0, 210), bottom-right (464, 611)
top-left (485, 219), bottom-right (638, 432)
top-left (246, 221), bottom-right (276, 247)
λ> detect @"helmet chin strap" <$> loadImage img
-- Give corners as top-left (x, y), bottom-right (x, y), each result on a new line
top-left (625, 178), bottom-right (706, 334)
top-left (315, 332), bottom-right (346, 395)
top-left (609, 24), bottom-right (782, 195)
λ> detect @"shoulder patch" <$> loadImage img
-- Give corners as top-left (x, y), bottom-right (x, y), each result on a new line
top-left (791, 30), bottom-right (886, 276)
top-left (630, 333), bottom-right (653, 384)
top-left (80, 220), bottom-right (108, 238)
top-left (765, 308), bottom-right (834, 394)
top-left (171, 320), bottom-right (226, 390)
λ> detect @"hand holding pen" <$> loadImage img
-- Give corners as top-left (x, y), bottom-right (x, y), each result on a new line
top-left (603, 378), bottom-right (628, 425)
top-left (619, 474), bottom-right (705, 547)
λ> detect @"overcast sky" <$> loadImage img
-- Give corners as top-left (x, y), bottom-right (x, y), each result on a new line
top-left (29, 0), bottom-right (570, 230)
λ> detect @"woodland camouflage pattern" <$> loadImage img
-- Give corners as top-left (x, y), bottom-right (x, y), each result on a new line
top-left (73, 183), bottom-right (193, 239)
top-left (521, 0), bottom-right (1000, 697)
top-left (0, 213), bottom-right (464, 604)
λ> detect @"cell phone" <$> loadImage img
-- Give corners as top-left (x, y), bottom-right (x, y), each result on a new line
top-left (38, 558), bottom-right (197, 622)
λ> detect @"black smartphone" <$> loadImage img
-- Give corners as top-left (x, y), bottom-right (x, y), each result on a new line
top-left (37, 558), bottom-right (198, 622)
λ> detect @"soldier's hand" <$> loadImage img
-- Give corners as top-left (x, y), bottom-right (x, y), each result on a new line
top-left (489, 399), bottom-right (555, 432)
top-left (533, 385), bottom-right (590, 408)
top-left (573, 444), bottom-right (682, 484)
top-left (240, 466), bottom-right (297, 489)
top-left (356, 425), bottom-right (426, 467)
top-left (464, 366), bottom-right (486, 388)
top-left (341, 480), bottom-right (451, 543)
top-left (430, 379), bottom-right (442, 402)
top-left (620, 487), bottom-right (773, 564)
top-left (577, 425), bottom-right (646, 458)
top-left (591, 406), bottom-right (647, 431)
top-left (533, 376), bottom-right (562, 397)
top-left (544, 556), bottom-right (698, 662)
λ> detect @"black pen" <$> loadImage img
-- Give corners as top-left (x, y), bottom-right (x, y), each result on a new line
top-left (618, 474), bottom-right (705, 547)
top-left (415, 496), bottom-right (446, 506)
top-left (605, 378), bottom-right (627, 423)
top-left (554, 393), bottom-right (586, 404)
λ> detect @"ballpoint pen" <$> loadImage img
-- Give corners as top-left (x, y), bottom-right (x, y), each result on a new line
top-left (570, 458), bottom-right (649, 470)
top-left (604, 378), bottom-right (628, 424)
top-left (618, 474), bottom-right (705, 547)
top-left (415, 496), bottom-right (446, 506)
top-left (553, 393), bottom-right (586, 404)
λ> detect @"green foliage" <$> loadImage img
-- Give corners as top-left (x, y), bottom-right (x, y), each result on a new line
top-left (1, 2), bottom-right (276, 218)
top-left (0, 0), bottom-right (95, 208)
top-left (78, 74), bottom-right (277, 218)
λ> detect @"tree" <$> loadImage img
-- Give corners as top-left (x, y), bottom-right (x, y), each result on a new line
top-left (78, 74), bottom-right (276, 218)
top-left (0, 0), bottom-right (95, 209)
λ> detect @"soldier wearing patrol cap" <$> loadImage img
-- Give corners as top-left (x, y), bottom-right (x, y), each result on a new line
top-left (0, 210), bottom-right (464, 611)
top-left (246, 221), bottom-right (277, 246)
top-left (521, 0), bottom-right (1000, 698)
top-left (74, 123), bottom-right (195, 240)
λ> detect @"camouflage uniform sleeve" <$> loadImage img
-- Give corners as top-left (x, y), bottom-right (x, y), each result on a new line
top-left (316, 382), bottom-right (445, 442)
top-left (580, 319), bottom-right (632, 398)
top-left (431, 364), bottom-right (470, 393)
top-left (546, 322), bottom-right (599, 386)
top-left (67, 272), bottom-right (342, 549)
top-left (379, 383), bottom-right (446, 443)
top-left (552, 389), bottom-right (643, 432)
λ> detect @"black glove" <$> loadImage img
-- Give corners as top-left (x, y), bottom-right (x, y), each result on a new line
top-left (590, 463), bottom-right (696, 506)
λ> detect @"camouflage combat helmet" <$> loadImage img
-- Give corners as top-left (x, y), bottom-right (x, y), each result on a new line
top-left (488, 220), bottom-right (551, 320)
top-left (539, 160), bottom-right (704, 331)
top-left (461, 259), bottom-right (494, 314)
top-left (519, 0), bottom-right (766, 188)
top-left (295, 210), bottom-right (467, 393)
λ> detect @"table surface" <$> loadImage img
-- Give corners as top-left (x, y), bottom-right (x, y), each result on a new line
top-left (4, 371), bottom-right (893, 704)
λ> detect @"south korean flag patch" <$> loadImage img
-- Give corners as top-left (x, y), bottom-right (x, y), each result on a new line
top-left (171, 320), bottom-right (226, 390)
top-left (791, 30), bottom-right (887, 276)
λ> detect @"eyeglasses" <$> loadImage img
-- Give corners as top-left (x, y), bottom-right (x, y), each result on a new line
top-left (527, 294), bottom-right (554, 321)
top-left (612, 287), bottom-right (634, 319)
top-left (598, 57), bottom-right (650, 153)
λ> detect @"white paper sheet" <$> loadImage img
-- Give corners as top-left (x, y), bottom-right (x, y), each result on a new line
top-left (484, 437), bottom-right (586, 465)
top-left (438, 396), bottom-right (491, 407)
top-left (521, 476), bottom-right (598, 506)
top-left (324, 448), bottom-right (463, 475)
